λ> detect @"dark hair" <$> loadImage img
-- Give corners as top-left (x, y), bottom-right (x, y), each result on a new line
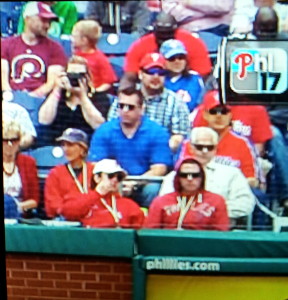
top-left (118, 86), bottom-right (144, 106)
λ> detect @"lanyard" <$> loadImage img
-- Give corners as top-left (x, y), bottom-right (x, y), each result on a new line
top-left (67, 162), bottom-right (88, 194)
top-left (100, 195), bottom-right (120, 226)
top-left (176, 193), bottom-right (202, 230)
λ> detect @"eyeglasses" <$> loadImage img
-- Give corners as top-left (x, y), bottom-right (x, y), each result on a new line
top-left (117, 103), bottom-right (138, 111)
top-left (3, 137), bottom-right (20, 143)
top-left (167, 54), bottom-right (186, 62)
top-left (178, 172), bottom-right (202, 179)
top-left (192, 144), bottom-right (215, 152)
top-left (208, 107), bottom-right (231, 115)
top-left (143, 68), bottom-right (167, 76)
top-left (108, 172), bottom-right (125, 181)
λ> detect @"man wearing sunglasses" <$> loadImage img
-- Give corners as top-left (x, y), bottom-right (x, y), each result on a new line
top-left (88, 86), bottom-right (173, 207)
top-left (145, 157), bottom-right (229, 230)
top-left (108, 52), bottom-right (190, 152)
top-left (160, 126), bottom-right (256, 229)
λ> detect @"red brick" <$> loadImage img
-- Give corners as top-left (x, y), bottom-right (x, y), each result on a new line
top-left (98, 292), bottom-right (122, 300)
top-left (113, 264), bottom-right (131, 273)
top-left (114, 283), bottom-right (132, 291)
top-left (11, 271), bottom-right (39, 279)
top-left (70, 273), bottom-right (96, 281)
top-left (121, 275), bottom-right (132, 282)
top-left (55, 280), bottom-right (82, 289)
top-left (26, 279), bottom-right (54, 288)
top-left (6, 296), bottom-right (25, 300)
top-left (84, 264), bottom-right (112, 272)
top-left (120, 293), bottom-right (133, 300)
top-left (40, 289), bottom-right (68, 297)
top-left (41, 271), bottom-right (67, 280)
top-left (54, 263), bottom-right (81, 272)
top-left (100, 274), bottom-right (121, 282)
top-left (70, 290), bottom-right (97, 299)
top-left (6, 278), bottom-right (25, 286)
top-left (85, 282), bottom-right (112, 291)
top-left (12, 287), bottom-right (39, 296)
top-left (25, 262), bottom-right (53, 270)
top-left (6, 260), bottom-right (24, 269)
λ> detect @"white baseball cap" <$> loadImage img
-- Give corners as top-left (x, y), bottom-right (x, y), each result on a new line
top-left (23, 2), bottom-right (58, 20)
top-left (93, 159), bottom-right (127, 178)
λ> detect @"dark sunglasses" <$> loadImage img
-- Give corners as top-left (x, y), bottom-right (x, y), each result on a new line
top-left (3, 137), bottom-right (20, 143)
top-left (108, 172), bottom-right (125, 181)
top-left (192, 144), bottom-right (215, 152)
top-left (167, 54), bottom-right (186, 62)
top-left (143, 68), bottom-right (167, 76)
top-left (208, 106), bottom-right (231, 115)
top-left (117, 103), bottom-right (138, 111)
top-left (178, 172), bottom-right (202, 179)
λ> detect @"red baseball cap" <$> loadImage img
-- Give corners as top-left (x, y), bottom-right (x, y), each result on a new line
top-left (139, 53), bottom-right (166, 70)
top-left (203, 90), bottom-right (230, 111)
top-left (23, 1), bottom-right (58, 20)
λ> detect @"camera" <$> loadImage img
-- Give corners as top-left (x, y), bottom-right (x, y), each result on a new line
top-left (67, 72), bottom-right (86, 87)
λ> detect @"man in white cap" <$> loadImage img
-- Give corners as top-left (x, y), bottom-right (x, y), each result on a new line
top-left (1, 1), bottom-right (67, 99)
top-left (60, 159), bottom-right (145, 228)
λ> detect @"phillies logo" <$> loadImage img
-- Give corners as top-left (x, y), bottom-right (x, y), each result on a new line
top-left (234, 53), bottom-right (253, 79)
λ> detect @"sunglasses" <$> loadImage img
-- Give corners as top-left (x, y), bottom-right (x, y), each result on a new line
top-left (3, 137), bottom-right (20, 143)
top-left (208, 107), bottom-right (231, 115)
top-left (117, 103), bottom-right (138, 111)
top-left (192, 144), bottom-right (215, 152)
top-left (178, 172), bottom-right (202, 179)
top-left (143, 68), bottom-right (167, 76)
top-left (107, 172), bottom-right (125, 181)
top-left (167, 54), bottom-right (186, 62)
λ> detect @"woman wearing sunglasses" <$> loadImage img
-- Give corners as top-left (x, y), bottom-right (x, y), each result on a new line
top-left (44, 128), bottom-right (95, 219)
top-left (160, 39), bottom-right (204, 112)
top-left (3, 118), bottom-right (39, 218)
top-left (145, 157), bottom-right (229, 230)
top-left (59, 159), bottom-right (145, 229)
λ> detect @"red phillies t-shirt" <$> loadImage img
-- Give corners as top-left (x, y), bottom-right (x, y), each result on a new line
top-left (1, 35), bottom-right (67, 91)
top-left (75, 49), bottom-right (117, 88)
top-left (124, 29), bottom-right (212, 76)
top-left (191, 105), bottom-right (273, 143)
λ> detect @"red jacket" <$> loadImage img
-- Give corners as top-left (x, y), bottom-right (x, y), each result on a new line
top-left (60, 191), bottom-right (145, 229)
top-left (145, 191), bottom-right (229, 231)
top-left (44, 163), bottom-right (95, 218)
top-left (16, 153), bottom-right (40, 204)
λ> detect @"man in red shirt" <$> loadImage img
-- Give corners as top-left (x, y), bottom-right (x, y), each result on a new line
top-left (120, 12), bottom-right (212, 90)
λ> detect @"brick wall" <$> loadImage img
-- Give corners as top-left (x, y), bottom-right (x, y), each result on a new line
top-left (6, 253), bottom-right (133, 300)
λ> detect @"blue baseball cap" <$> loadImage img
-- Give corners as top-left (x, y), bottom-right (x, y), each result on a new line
top-left (160, 39), bottom-right (187, 59)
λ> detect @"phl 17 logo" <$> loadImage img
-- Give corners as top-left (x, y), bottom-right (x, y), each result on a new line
top-left (230, 48), bottom-right (287, 94)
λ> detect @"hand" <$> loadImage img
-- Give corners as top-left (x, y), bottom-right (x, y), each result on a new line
top-left (18, 199), bottom-right (37, 212)
top-left (169, 135), bottom-right (184, 152)
top-left (78, 77), bottom-right (89, 100)
top-left (95, 173), bottom-right (114, 195)
top-left (56, 72), bottom-right (71, 91)
top-left (121, 180), bottom-right (138, 196)
top-left (247, 177), bottom-right (260, 188)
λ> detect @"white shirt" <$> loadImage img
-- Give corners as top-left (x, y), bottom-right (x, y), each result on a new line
top-left (159, 159), bottom-right (255, 218)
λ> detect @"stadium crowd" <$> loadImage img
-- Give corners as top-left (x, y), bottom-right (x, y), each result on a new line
top-left (2, 0), bottom-right (288, 231)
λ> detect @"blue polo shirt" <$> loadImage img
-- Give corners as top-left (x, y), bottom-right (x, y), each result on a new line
top-left (88, 116), bottom-right (173, 175)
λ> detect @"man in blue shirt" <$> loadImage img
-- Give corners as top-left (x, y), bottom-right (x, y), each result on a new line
top-left (88, 86), bottom-right (173, 207)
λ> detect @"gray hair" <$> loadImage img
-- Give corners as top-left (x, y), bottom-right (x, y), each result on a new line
top-left (190, 127), bottom-right (219, 145)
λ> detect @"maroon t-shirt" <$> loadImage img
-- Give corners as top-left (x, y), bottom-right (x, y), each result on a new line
top-left (1, 35), bottom-right (67, 91)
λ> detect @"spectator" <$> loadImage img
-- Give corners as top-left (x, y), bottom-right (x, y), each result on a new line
top-left (162, 0), bottom-right (236, 36)
top-left (88, 87), bottom-right (173, 207)
top-left (145, 157), bottom-right (229, 230)
top-left (160, 127), bottom-right (255, 228)
top-left (38, 55), bottom-right (105, 147)
top-left (2, 101), bottom-right (37, 150)
top-left (1, 1), bottom-right (67, 98)
top-left (60, 159), bottom-right (145, 228)
top-left (120, 11), bottom-right (212, 89)
top-left (109, 53), bottom-right (190, 152)
top-left (84, 1), bottom-right (151, 36)
top-left (71, 20), bottom-right (118, 92)
top-left (231, 0), bottom-right (288, 34)
top-left (17, 1), bottom-right (79, 38)
top-left (3, 118), bottom-right (39, 218)
top-left (159, 39), bottom-right (204, 112)
top-left (182, 90), bottom-right (260, 187)
top-left (44, 128), bottom-right (95, 219)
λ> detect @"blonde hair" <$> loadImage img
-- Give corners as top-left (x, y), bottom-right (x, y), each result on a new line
top-left (2, 117), bottom-right (22, 139)
top-left (73, 20), bottom-right (102, 46)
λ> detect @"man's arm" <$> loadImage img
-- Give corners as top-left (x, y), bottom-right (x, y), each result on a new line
top-left (1, 58), bottom-right (12, 91)
top-left (142, 164), bottom-right (167, 177)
